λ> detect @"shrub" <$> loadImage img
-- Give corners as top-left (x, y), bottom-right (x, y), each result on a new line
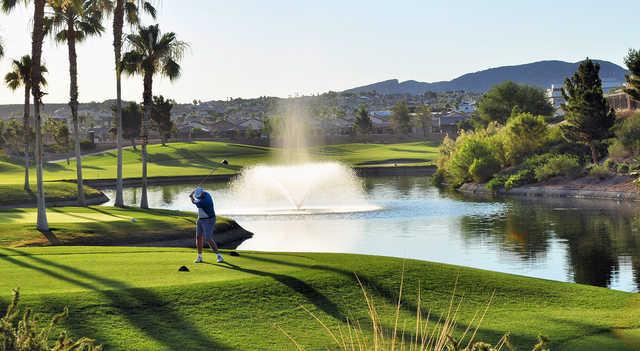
top-left (618, 163), bottom-right (630, 174)
top-left (505, 169), bottom-right (536, 191)
top-left (603, 158), bottom-right (617, 171)
top-left (609, 140), bottom-right (631, 159)
top-left (440, 127), bottom-right (504, 186)
top-left (503, 112), bottom-right (548, 164)
top-left (589, 164), bottom-right (611, 179)
top-left (469, 157), bottom-right (501, 183)
top-left (1, 289), bottom-right (102, 351)
top-left (486, 175), bottom-right (507, 191)
top-left (535, 155), bottom-right (582, 181)
top-left (614, 112), bottom-right (640, 155)
top-left (432, 168), bottom-right (447, 187)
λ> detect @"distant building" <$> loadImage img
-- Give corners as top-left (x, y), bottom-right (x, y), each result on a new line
top-left (546, 84), bottom-right (565, 116)
top-left (456, 101), bottom-right (476, 114)
top-left (606, 91), bottom-right (640, 112)
top-left (433, 112), bottom-right (470, 136)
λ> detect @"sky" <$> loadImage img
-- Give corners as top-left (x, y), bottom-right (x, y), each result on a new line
top-left (0, 0), bottom-right (638, 104)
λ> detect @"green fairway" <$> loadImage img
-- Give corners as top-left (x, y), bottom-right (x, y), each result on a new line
top-left (0, 206), bottom-right (237, 247)
top-left (0, 247), bottom-right (638, 350)
top-left (0, 141), bottom-right (439, 184)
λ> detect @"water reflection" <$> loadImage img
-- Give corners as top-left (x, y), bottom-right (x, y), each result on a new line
top-left (103, 176), bottom-right (640, 291)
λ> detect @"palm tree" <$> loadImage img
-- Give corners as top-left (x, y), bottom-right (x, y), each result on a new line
top-left (112, 0), bottom-right (156, 208)
top-left (122, 24), bottom-right (187, 209)
top-left (46, 0), bottom-right (105, 205)
top-left (3, 0), bottom-right (49, 231)
top-left (4, 55), bottom-right (48, 191)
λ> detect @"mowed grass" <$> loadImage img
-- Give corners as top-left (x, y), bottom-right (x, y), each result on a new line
top-left (0, 247), bottom-right (638, 350)
top-left (0, 141), bottom-right (439, 184)
top-left (0, 206), bottom-right (235, 247)
top-left (0, 182), bottom-right (103, 207)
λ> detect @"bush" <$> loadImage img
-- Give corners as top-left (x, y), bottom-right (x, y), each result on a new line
top-left (534, 155), bottom-right (582, 181)
top-left (486, 175), bottom-right (506, 191)
top-left (505, 169), bottom-right (536, 191)
top-left (614, 112), bottom-right (640, 155)
top-left (432, 168), bottom-right (447, 187)
top-left (618, 163), bottom-right (630, 174)
top-left (439, 127), bottom-right (504, 186)
top-left (589, 164), bottom-right (611, 179)
top-left (503, 112), bottom-right (548, 164)
top-left (1, 289), bottom-right (102, 351)
top-left (469, 157), bottom-right (501, 183)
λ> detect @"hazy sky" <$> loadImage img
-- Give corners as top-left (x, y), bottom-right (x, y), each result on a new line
top-left (0, 0), bottom-right (638, 104)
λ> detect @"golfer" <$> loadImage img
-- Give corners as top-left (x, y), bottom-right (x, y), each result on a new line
top-left (190, 187), bottom-right (224, 263)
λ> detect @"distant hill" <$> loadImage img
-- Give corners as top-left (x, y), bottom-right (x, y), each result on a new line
top-left (344, 60), bottom-right (627, 94)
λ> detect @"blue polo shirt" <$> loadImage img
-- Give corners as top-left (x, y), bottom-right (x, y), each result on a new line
top-left (193, 191), bottom-right (215, 219)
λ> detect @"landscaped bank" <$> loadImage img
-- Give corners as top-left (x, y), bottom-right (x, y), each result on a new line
top-left (0, 206), bottom-right (252, 247)
top-left (1, 247), bottom-right (638, 350)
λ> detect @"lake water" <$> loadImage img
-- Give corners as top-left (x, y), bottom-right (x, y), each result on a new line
top-left (103, 176), bottom-right (640, 292)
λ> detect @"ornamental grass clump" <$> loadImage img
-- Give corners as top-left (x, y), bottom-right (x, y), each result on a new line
top-left (0, 289), bottom-right (101, 351)
top-left (279, 270), bottom-right (551, 351)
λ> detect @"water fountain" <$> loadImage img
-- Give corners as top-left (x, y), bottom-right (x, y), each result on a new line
top-left (225, 100), bottom-right (379, 215)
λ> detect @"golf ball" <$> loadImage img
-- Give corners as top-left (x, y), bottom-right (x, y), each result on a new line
top-left (131, 218), bottom-right (137, 223)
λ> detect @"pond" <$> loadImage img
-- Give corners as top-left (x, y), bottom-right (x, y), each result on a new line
top-left (103, 176), bottom-right (640, 292)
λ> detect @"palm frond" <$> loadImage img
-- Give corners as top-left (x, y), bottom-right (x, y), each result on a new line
top-left (1, 0), bottom-right (24, 13)
top-left (162, 58), bottom-right (180, 81)
top-left (142, 0), bottom-right (155, 18)
top-left (124, 1), bottom-right (139, 25)
top-left (4, 71), bottom-right (21, 90)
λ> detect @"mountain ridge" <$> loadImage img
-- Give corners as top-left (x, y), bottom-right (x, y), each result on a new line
top-left (344, 59), bottom-right (627, 94)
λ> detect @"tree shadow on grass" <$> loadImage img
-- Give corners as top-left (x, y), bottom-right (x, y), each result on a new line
top-left (215, 261), bottom-right (347, 323)
top-left (0, 248), bottom-right (227, 350)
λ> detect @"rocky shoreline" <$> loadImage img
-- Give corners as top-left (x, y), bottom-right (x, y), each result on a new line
top-left (459, 176), bottom-right (640, 201)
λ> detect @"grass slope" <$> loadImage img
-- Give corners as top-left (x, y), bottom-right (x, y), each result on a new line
top-left (0, 207), bottom-right (234, 247)
top-left (0, 247), bottom-right (638, 350)
top-left (0, 141), bottom-right (439, 184)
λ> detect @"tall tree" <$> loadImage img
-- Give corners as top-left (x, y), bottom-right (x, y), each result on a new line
top-left (46, 0), bottom-right (105, 205)
top-left (3, 0), bottom-right (50, 231)
top-left (561, 58), bottom-right (616, 164)
top-left (477, 81), bottom-right (554, 125)
top-left (414, 105), bottom-right (432, 137)
top-left (151, 95), bottom-right (174, 146)
top-left (111, 0), bottom-right (156, 208)
top-left (122, 24), bottom-right (187, 209)
top-left (391, 100), bottom-right (411, 134)
top-left (4, 55), bottom-right (47, 191)
top-left (624, 49), bottom-right (640, 102)
top-left (353, 104), bottom-right (372, 135)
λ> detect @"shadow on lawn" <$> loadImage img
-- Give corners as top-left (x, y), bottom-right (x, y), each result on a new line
top-left (0, 248), bottom-right (227, 350)
top-left (216, 261), bottom-right (347, 322)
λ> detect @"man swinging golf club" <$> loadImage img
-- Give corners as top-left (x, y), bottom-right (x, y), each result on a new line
top-left (190, 186), bottom-right (224, 263)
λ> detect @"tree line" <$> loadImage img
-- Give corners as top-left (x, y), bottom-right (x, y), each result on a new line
top-left (0, 0), bottom-right (187, 231)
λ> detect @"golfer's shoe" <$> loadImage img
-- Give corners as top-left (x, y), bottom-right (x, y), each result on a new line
top-left (216, 254), bottom-right (224, 263)
top-left (194, 256), bottom-right (203, 263)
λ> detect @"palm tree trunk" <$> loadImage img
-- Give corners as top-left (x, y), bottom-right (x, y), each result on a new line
top-left (23, 84), bottom-right (31, 191)
top-left (67, 15), bottom-right (85, 206)
top-left (31, 0), bottom-right (48, 232)
top-left (140, 73), bottom-right (153, 209)
top-left (113, 0), bottom-right (125, 208)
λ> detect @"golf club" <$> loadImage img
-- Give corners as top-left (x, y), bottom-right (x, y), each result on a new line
top-left (195, 159), bottom-right (229, 187)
